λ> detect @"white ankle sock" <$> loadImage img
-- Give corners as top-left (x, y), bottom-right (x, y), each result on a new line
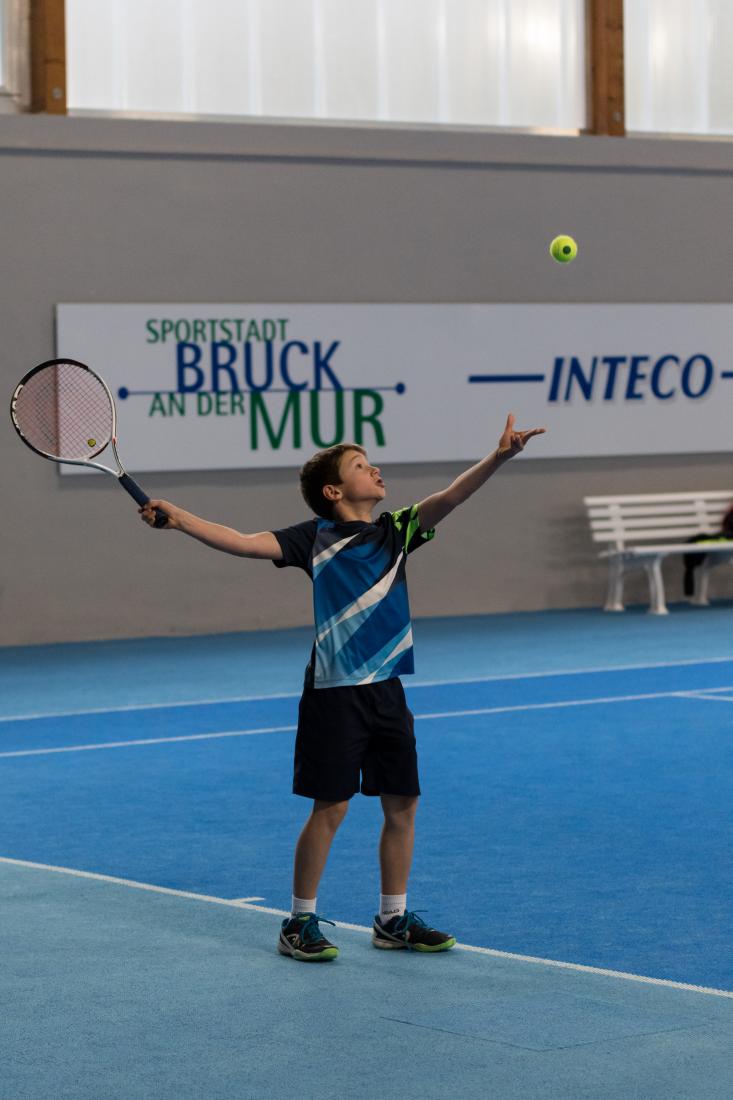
top-left (379, 893), bottom-right (406, 923)
top-left (291, 895), bottom-right (317, 916)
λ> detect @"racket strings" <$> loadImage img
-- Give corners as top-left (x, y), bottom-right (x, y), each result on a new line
top-left (13, 362), bottom-right (113, 461)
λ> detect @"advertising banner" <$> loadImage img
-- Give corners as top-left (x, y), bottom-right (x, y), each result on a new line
top-left (55, 303), bottom-right (733, 473)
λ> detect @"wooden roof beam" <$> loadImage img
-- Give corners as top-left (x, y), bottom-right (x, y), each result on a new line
top-left (30, 0), bottom-right (66, 114)
top-left (587, 0), bottom-right (625, 136)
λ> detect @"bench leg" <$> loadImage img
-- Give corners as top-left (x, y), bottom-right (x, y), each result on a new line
top-left (644, 557), bottom-right (668, 615)
top-left (604, 558), bottom-right (625, 612)
top-left (690, 560), bottom-right (712, 606)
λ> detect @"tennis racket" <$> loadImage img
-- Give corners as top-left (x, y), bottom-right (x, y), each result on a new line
top-left (10, 357), bottom-right (168, 527)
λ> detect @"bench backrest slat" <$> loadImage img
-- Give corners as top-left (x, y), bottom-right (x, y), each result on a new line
top-left (587, 503), bottom-right (728, 519)
top-left (584, 491), bottom-right (733, 505)
top-left (591, 516), bottom-right (723, 533)
top-left (590, 525), bottom-right (721, 544)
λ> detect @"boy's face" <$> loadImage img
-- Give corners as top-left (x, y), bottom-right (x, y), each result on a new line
top-left (331, 449), bottom-right (385, 510)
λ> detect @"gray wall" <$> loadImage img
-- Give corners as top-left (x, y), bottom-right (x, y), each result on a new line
top-left (2, 115), bottom-right (733, 646)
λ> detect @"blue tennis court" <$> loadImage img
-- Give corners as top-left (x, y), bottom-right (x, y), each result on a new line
top-left (3, 608), bottom-right (733, 1099)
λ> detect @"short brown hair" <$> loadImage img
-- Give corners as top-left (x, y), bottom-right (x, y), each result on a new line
top-left (299, 443), bottom-right (366, 519)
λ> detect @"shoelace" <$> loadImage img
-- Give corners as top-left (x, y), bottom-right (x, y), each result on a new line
top-left (394, 909), bottom-right (428, 932)
top-left (296, 913), bottom-right (336, 944)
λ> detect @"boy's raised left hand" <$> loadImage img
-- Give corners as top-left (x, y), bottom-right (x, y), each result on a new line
top-left (497, 413), bottom-right (546, 461)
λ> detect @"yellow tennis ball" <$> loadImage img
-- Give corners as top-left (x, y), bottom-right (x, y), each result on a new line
top-left (87, 438), bottom-right (96, 447)
top-left (550, 235), bottom-right (578, 263)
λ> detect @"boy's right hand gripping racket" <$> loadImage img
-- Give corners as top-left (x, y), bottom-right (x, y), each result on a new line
top-left (10, 358), bottom-right (169, 527)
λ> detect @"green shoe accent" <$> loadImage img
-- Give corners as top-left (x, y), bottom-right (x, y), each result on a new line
top-left (414, 937), bottom-right (456, 952)
top-left (294, 945), bottom-right (339, 962)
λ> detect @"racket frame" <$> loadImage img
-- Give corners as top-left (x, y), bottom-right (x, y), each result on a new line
top-left (10, 358), bottom-right (167, 525)
top-left (10, 357), bottom-right (125, 475)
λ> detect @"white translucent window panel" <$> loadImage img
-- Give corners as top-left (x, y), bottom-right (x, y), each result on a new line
top-left (184, 1), bottom-right (251, 115)
top-left (67, 0), bottom-right (186, 114)
top-left (321, 0), bottom-right (380, 120)
top-left (67, 0), bottom-right (586, 130)
top-left (507, 0), bottom-right (585, 128)
top-left (378, 0), bottom-right (442, 124)
top-left (626, 0), bottom-right (733, 135)
top-left (0, 0), bottom-right (6, 90)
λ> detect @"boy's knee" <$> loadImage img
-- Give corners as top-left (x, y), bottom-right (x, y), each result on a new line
top-left (313, 799), bottom-right (350, 829)
top-left (381, 794), bottom-right (419, 825)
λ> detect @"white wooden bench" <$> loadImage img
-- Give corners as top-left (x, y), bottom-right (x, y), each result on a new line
top-left (584, 491), bottom-right (733, 614)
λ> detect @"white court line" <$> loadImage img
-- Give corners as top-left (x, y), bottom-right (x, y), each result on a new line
top-left (677, 692), bottom-right (733, 703)
top-left (678, 686), bottom-right (733, 695)
top-left (3, 654), bottom-right (733, 723)
top-left (0, 689), bottom-right (711, 759)
top-left (0, 725), bottom-right (297, 758)
top-left (1, 855), bottom-right (731, 1001)
top-left (414, 689), bottom-right (695, 722)
top-left (0, 692), bottom-right (299, 724)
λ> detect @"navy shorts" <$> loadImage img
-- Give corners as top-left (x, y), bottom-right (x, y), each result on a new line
top-left (293, 677), bottom-right (420, 802)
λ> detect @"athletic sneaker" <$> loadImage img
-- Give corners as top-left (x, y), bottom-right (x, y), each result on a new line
top-left (278, 913), bottom-right (339, 961)
top-left (372, 910), bottom-right (456, 952)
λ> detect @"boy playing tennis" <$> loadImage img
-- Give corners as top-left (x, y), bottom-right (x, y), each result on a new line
top-left (140, 413), bottom-right (545, 961)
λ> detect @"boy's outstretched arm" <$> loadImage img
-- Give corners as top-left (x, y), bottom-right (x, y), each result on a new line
top-left (417, 413), bottom-right (546, 530)
top-left (139, 499), bottom-right (283, 560)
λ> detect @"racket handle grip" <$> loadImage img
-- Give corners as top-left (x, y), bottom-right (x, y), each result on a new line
top-left (119, 473), bottom-right (169, 528)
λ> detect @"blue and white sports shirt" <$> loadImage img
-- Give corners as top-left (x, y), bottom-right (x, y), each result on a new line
top-left (272, 505), bottom-right (435, 689)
